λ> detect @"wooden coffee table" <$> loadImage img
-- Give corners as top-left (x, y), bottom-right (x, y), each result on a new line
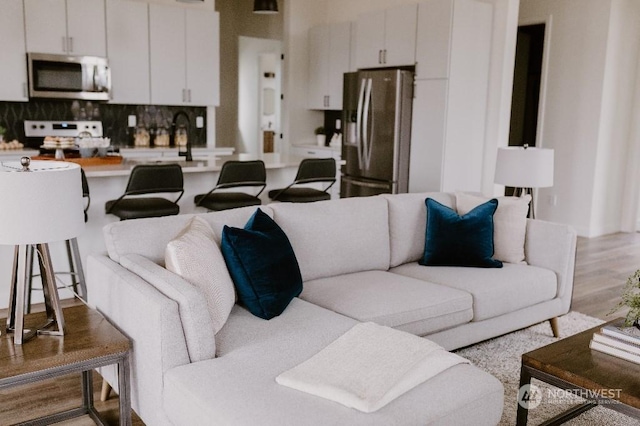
top-left (0, 303), bottom-right (131, 425)
top-left (517, 318), bottom-right (640, 425)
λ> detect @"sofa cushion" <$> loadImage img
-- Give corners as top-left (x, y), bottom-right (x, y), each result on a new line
top-left (391, 262), bottom-right (557, 321)
top-left (165, 217), bottom-right (235, 334)
top-left (383, 192), bottom-right (457, 268)
top-left (270, 196), bottom-right (390, 281)
top-left (221, 209), bottom-right (302, 320)
top-left (103, 205), bottom-right (274, 264)
top-left (456, 192), bottom-right (531, 264)
top-left (300, 270), bottom-right (472, 336)
top-left (162, 299), bottom-right (504, 426)
top-left (421, 198), bottom-right (502, 268)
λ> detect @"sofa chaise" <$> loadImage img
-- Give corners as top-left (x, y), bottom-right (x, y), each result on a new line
top-left (86, 192), bottom-right (577, 425)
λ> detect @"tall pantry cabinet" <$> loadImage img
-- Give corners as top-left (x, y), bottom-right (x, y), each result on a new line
top-left (0, 1), bottom-right (28, 101)
top-left (409, 0), bottom-right (493, 193)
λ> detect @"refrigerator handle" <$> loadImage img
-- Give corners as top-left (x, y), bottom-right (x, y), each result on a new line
top-left (356, 78), bottom-right (367, 170)
top-left (362, 78), bottom-right (373, 170)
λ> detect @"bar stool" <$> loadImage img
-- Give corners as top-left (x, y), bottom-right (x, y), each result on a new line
top-left (268, 158), bottom-right (336, 203)
top-left (105, 164), bottom-right (184, 220)
top-left (26, 168), bottom-right (90, 313)
top-left (194, 160), bottom-right (266, 211)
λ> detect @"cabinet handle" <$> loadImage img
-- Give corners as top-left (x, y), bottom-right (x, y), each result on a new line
top-left (62, 36), bottom-right (67, 52)
top-left (182, 89), bottom-right (186, 102)
top-left (383, 49), bottom-right (387, 64)
top-left (188, 89), bottom-right (192, 102)
top-left (69, 37), bottom-right (73, 53)
top-left (326, 95), bottom-right (330, 107)
top-left (378, 50), bottom-right (382, 64)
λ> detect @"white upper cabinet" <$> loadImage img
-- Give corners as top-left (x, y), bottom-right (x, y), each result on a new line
top-left (185, 8), bottom-right (220, 106)
top-left (0, 1), bottom-right (28, 102)
top-left (24, 0), bottom-right (106, 57)
top-left (150, 3), bottom-right (219, 106)
top-left (307, 22), bottom-right (351, 110)
top-left (106, 0), bottom-right (150, 104)
top-left (356, 4), bottom-right (417, 69)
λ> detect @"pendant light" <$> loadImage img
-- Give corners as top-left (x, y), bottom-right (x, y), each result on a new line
top-left (253, 0), bottom-right (278, 14)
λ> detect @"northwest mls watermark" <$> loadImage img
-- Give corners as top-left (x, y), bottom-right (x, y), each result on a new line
top-left (518, 384), bottom-right (623, 409)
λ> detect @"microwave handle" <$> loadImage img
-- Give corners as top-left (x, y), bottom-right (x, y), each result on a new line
top-left (93, 66), bottom-right (109, 91)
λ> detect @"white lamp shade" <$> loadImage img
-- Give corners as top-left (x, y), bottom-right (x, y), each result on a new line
top-left (494, 146), bottom-right (554, 188)
top-left (0, 160), bottom-right (84, 245)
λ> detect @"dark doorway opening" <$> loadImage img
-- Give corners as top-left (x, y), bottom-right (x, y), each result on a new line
top-left (505, 23), bottom-right (545, 195)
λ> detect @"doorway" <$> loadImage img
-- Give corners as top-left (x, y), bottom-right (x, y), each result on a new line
top-left (505, 23), bottom-right (546, 195)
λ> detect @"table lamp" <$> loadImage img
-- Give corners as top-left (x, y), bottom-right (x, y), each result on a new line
top-left (494, 145), bottom-right (554, 219)
top-left (0, 158), bottom-right (84, 344)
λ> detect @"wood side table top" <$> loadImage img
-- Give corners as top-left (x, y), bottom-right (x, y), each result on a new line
top-left (522, 318), bottom-right (640, 409)
top-left (0, 303), bottom-right (130, 381)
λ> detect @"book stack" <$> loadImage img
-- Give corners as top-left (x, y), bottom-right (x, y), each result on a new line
top-left (590, 323), bottom-right (640, 364)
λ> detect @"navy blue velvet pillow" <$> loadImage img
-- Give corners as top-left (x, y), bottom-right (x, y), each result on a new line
top-left (420, 198), bottom-right (503, 268)
top-left (221, 209), bottom-right (303, 320)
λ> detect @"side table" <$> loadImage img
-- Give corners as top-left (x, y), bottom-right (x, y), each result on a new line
top-left (517, 318), bottom-right (640, 425)
top-left (0, 303), bottom-right (132, 425)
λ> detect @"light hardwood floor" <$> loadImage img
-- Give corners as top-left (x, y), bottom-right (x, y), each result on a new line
top-left (1, 232), bottom-right (639, 425)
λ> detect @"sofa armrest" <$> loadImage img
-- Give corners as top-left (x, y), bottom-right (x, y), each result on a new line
top-left (119, 253), bottom-right (216, 362)
top-left (524, 219), bottom-right (577, 311)
top-left (86, 254), bottom-right (190, 426)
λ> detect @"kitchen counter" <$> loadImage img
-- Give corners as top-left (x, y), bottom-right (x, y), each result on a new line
top-left (83, 153), bottom-right (295, 178)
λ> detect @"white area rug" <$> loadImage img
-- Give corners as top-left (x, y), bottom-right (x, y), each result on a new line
top-left (455, 311), bottom-right (638, 425)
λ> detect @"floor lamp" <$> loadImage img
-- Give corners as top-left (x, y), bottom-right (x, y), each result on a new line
top-left (0, 158), bottom-right (84, 345)
top-left (494, 145), bottom-right (554, 219)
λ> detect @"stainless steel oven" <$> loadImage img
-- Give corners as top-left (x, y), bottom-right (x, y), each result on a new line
top-left (27, 53), bottom-right (110, 101)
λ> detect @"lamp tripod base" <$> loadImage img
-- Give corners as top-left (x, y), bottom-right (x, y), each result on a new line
top-left (6, 244), bottom-right (65, 345)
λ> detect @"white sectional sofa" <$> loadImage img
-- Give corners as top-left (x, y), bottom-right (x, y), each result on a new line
top-left (86, 192), bottom-right (577, 425)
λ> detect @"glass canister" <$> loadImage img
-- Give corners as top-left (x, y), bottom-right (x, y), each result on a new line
top-left (134, 126), bottom-right (150, 147)
top-left (154, 127), bottom-right (170, 147)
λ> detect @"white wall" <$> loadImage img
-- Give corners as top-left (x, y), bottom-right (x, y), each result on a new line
top-left (590, 0), bottom-right (640, 236)
top-left (520, 0), bottom-right (640, 237)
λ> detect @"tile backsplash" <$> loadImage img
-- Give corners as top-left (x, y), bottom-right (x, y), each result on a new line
top-left (0, 99), bottom-right (207, 149)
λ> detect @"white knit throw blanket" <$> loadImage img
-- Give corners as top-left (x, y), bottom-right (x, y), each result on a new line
top-left (276, 322), bottom-right (469, 413)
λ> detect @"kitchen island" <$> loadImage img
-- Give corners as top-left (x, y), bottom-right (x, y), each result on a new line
top-left (0, 153), bottom-right (303, 310)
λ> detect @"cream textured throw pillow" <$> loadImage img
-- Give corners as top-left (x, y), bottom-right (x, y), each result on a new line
top-left (455, 192), bottom-right (531, 264)
top-left (165, 216), bottom-right (236, 334)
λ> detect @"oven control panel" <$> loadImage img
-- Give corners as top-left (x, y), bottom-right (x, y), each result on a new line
top-left (24, 121), bottom-right (103, 138)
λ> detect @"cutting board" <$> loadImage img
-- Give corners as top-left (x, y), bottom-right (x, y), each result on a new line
top-left (32, 155), bottom-right (123, 166)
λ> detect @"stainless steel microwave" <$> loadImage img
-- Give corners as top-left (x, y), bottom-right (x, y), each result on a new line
top-left (27, 52), bottom-right (111, 101)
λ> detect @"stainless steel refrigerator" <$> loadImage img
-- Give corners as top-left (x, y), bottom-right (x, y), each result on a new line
top-left (341, 69), bottom-right (414, 197)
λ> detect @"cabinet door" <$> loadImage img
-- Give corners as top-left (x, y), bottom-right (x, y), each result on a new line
top-left (409, 80), bottom-right (448, 193)
top-left (0, 1), bottom-right (28, 102)
top-left (327, 22), bottom-right (351, 110)
top-left (150, 4), bottom-right (186, 106)
top-left (383, 3), bottom-right (418, 67)
top-left (356, 10), bottom-right (385, 69)
top-left (185, 9), bottom-right (219, 106)
top-left (415, 0), bottom-right (453, 79)
top-left (24, 0), bottom-right (68, 54)
top-left (106, 0), bottom-right (150, 104)
top-left (66, 0), bottom-right (106, 56)
top-left (307, 25), bottom-right (330, 109)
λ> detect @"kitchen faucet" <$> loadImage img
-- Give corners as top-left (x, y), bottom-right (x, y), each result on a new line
top-left (171, 110), bottom-right (192, 161)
